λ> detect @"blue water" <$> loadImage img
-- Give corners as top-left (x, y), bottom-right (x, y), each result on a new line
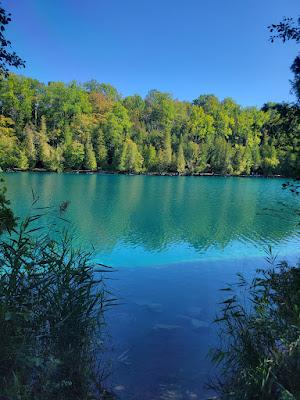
top-left (3, 173), bottom-right (300, 267)
top-left (3, 173), bottom-right (300, 399)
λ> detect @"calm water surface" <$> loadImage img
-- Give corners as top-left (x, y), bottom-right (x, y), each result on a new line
top-left (4, 173), bottom-right (300, 399)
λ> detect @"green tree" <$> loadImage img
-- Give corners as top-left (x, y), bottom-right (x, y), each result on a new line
top-left (145, 90), bottom-right (175, 131)
top-left (143, 144), bottom-right (157, 172)
top-left (23, 123), bottom-right (37, 168)
top-left (261, 143), bottom-right (279, 175)
top-left (94, 128), bottom-right (108, 169)
top-left (36, 116), bottom-right (51, 168)
top-left (176, 142), bottom-right (186, 173)
top-left (119, 138), bottom-right (143, 172)
top-left (187, 105), bottom-right (214, 144)
top-left (210, 137), bottom-right (233, 174)
top-left (84, 139), bottom-right (97, 170)
top-left (0, 115), bottom-right (19, 169)
top-left (102, 102), bottom-right (132, 167)
top-left (64, 141), bottom-right (84, 169)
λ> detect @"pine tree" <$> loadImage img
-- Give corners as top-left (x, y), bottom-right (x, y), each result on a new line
top-left (84, 140), bottom-right (97, 170)
top-left (119, 139), bottom-right (143, 172)
top-left (17, 150), bottom-right (29, 169)
top-left (176, 143), bottom-right (186, 173)
top-left (144, 144), bottom-right (157, 171)
top-left (23, 124), bottom-right (36, 168)
top-left (95, 129), bottom-right (108, 169)
top-left (64, 141), bottom-right (84, 169)
top-left (37, 116), bottom-right (52, 167)
top-left (163, 131), bottom-right (172, 170)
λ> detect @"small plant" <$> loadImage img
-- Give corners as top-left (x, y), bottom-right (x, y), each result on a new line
top-left (209, 251), bottom-right (300, 399)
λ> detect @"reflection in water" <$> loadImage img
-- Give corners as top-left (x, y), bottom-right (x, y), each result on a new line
top-left (4, 173), bottom-right (299, 266)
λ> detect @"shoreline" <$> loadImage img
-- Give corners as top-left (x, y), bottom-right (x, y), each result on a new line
top-left (5, 168), bottom-right (292, 179)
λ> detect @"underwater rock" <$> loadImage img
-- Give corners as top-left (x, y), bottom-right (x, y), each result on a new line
top-left (186, 306), bottom-right (203, 317)
top-left (185, 390), bottom-right (198, 399)
top-left (146, 303), bottom-right (163, 313)
top-left (135, 301), bottom-right (163, 313)
top-left (159, 385), bottom-right (199, 399)
top-left (190, 318), bottom-right (209, 329)
top-left (178, 315), bottom-right (210, 329)
top-left (153, 323), bottom-right (181, 331)
top-left (114, 385), bottom-right (125, 391)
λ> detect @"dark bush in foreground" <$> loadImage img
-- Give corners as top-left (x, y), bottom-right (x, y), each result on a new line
top-left (210, 254), bottom-right (300, 400)
top-left (0, 209), bottom-right (114, 400)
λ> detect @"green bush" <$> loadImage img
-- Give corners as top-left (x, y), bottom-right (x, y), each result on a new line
top-left (210, 253), bottom-right (300, 399)
top-left (0, 202), bottom-right (114, 399)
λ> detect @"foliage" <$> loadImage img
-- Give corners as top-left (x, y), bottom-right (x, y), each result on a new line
top-left (210, 254), bottom-right (300, 399)
top-left (0, 192), bottom-right (114, 400)
top-left (0, 74), bottom-right (299, 176)
top-left (176, 142), bottom-right (186, 173)
top-left (0, 1), bottom-right (25, 76)
top-left (119, 138), bottom-right (143, 172)
top-left (0, 178), bottom-right (16, 233)
top-left (269, 17), bottom-right (300, 103)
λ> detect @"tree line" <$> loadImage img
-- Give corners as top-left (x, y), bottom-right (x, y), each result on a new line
top-left (0, 73), bottom-right (299, 176)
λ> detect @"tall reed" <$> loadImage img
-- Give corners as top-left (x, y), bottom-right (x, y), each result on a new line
top-left (210, 253), bottom-right (300, 399)
top-left (0, 196), bottom-right (115, 399)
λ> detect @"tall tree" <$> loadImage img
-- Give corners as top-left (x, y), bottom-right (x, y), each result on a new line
top-left (118, 138), bottom-right (143, 173)
top-left (176, 142), bottom-right (186, 173)
top-left (84, 139), bottom-right (97, 170)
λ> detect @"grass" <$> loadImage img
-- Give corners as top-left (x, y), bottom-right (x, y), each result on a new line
top-left (0, 196), bottom-right (116, 399)
top-left (209, 250), bottom-right (300, 400)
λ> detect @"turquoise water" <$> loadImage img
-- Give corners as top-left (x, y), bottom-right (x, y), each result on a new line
top-left (3, 173), bottom-right (300, 399)
top-left (4, 173), bottom-right (300, 267)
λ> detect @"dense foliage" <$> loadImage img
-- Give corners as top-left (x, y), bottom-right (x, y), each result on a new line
top-left (0, 195), bottom-right (114, 400)
top-left (210, 255), bottom-right (300, 399)
top-left (0, 74), bottom-right (299, 176)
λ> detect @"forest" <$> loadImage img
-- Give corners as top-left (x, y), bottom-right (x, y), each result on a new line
top-left (0, 73), bottom-right (299, 176)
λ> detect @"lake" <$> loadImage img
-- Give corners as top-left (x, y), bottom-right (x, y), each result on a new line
top-left (3, 172), bottom-right (300, 399)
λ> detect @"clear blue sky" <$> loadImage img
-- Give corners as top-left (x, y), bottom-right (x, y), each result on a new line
top-left (4, 0), bottom-right (299, 106)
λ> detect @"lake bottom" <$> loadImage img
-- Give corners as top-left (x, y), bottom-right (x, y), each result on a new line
top-left (104, 253), bottom-right (299, 400)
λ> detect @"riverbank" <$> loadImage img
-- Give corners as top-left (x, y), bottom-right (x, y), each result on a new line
top-left (7, 168), bottom-right (291, 179)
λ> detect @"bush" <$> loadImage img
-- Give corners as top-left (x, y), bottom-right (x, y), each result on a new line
top-left (210, 252), bottom-right (300, 399)
top-left (0, 201), bottom-right (114, 399)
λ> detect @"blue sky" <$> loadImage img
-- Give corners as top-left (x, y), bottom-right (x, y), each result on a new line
top-left (4, 0), bottom-right (299, 106)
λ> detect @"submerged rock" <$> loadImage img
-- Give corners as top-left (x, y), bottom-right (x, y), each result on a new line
top-left (190, 318), bottom-right (210, 329)
top-left (159, 385), bottom-right (199, 399)
top-left (114, 385), bottom-right (125, 392)
top-left (135, 301), bottom-right (163, 313)
top-left (178, 314), bottom-right (210, 329)
top-left (186, 306), bottom-right (203, 317)
top-left (185, 390), bottom-right (198, 399)
top-left (146, 303), bottom-right (163, 313)
top-left (153, 323), bottom-right (181, 331)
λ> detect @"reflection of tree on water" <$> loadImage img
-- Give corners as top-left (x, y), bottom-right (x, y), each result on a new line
top-left (6, 173), bottom-right (299, 254)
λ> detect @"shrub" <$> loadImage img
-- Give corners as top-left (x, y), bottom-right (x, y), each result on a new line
top-left (210, 252), bottom-right (300, 399)
top-left (0, 200), bottom-right (114, 399)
